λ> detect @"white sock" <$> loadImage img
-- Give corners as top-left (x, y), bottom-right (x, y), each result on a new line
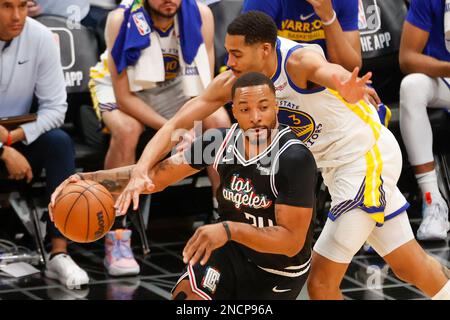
top-left (416, 170), bottom-right (441, 201)
top-left (432, 280), bottom-right (450, 300)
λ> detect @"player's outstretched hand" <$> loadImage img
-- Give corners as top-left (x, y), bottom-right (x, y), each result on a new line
top-left (332, 67), bottom-right (377, 104)
top-left (114, 166), bottom-right (155, 215)
top-left (367, 88), bottom-right (381, 108)
top-left (49, 174), bottom-right (82, 221)
top-left (183, 223), bottom-right (228, 266)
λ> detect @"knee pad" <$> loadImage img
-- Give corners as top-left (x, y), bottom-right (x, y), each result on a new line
top-left (331, 212), bottom-right (374, 260)
top-left (332, 230), bottom-right (361, 259)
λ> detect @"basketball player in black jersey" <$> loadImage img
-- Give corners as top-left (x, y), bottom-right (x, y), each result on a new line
top-left (168, 72), bottom-right (317, 300)
top-left (49, 72), bottom-right (317, 299)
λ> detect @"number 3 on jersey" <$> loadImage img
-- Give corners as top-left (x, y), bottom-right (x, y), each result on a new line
top-left (244, 212), bottom-right (274, 228)
top-left (288, 114), bottom-right (301, 125)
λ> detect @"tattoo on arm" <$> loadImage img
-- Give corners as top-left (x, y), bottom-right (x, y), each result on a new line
top-left (152, 153), bottom-right (184, 176)
top-left (154, 158), bottom-right (171, 175)
top-left (99, 179), bottom-right (123, 192)
top-left (80, 168), bottom-right (134, 194)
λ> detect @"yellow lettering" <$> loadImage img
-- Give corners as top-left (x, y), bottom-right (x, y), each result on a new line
top-left (295, 21), bottom-right (302, 32)
top-left (166, 61), bottom-right (178, 71)
top-left (303, 23), bottom-right (310, 32)
top-left (288, 114), bottom-right (301, 125)
top-left (312, 20), bottom-right (322, 30)
top-left (286, 20), bottom-right (295, 30)
top-left (278, 29), bottom-right (325, 42)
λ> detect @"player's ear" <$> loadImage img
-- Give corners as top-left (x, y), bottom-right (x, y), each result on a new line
top-left (261, 42), bottom-right (272, 57)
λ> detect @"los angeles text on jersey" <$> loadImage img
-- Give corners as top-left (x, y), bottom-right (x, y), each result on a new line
top-left (277, 100), bottom-right (323, 147)
top-left (222, 174), bottom-right (273, 210)
top-left (175, 304), bottom-right (273, 317)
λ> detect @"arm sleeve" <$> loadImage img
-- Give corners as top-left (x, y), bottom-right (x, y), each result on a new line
top-left (335, 0), bottom-right (359, 31)
top-left (405, 0), bottom-right (432, 32)
top-left (275, 143), bottom-right (317, 208)
top-left (242, 0), bottom-right (282, 27)
top-left (184, 128), bottom-right (227, 170)
top-left (20, 28), bottom-right (68, 144)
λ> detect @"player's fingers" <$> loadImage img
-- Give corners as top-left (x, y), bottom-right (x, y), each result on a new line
top-left (184, 230), bottom-right (199, 253)
top-left (370, 89), bottom-right (381, 104)
top-left (68, 175), bottom-right (80, 183)
top-left (47, 203), bottom-right (54, 222)
top-left (120, 192), bottom-right (132, 215)
top-left (367, 94), bottom-right (378, 109)
top-left (145, 181), bottom-right (155, 193)
top-left (132, 191), bottom-right (140, 211)
top-left (50, 190), bottom-right (58, 207)
top-left (183, 232), bottom-right (201, 263)
top-left (359, 72), bottom-right (372, 84)
top-left (114, 193), bottom-right (123, 209)
top-left (365, 87), bottom-right (378, 102)
top-left (200, 244), bottom-right (212, 266)
top-left (350, 67), bottom-right (360, 82)
top-left (189, 244), bottom-right (207, 266)
top-left (50, 187), bottom-right (62, 207)
top-left (25, 168), bottom-right (33, 183)
top-left (182, 241), bottom-right (195, 264)
top-left (117, 192), bottom-right (127, 213)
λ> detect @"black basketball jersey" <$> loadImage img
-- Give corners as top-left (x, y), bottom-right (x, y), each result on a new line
top-left (186, 124), bottom-right (317, 277)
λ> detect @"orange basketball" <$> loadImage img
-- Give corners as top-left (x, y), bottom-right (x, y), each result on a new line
top-left (53, 180), bottom-right (116, 243)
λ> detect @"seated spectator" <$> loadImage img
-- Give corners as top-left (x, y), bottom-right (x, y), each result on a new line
top-left (0, 0), bottom-right (88, 288)
top-left (89, 0), bottom-right (230, 277)
top-left (242, 0), bottom-right (362, 71)
top-left (399, 0), bottom-right (450, 240)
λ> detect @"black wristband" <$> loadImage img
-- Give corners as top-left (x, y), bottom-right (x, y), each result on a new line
top-left (222, 221), bottom-right (231, 241)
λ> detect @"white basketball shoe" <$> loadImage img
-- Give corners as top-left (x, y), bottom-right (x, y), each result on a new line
top-left (417, 192), bottom-right (450, 241)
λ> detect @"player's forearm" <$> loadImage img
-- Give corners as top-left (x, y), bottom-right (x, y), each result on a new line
top-left (399, 51), bottom-right (450, 78)
top-left (79, 166), bottom-right (135, 195)
top-left (148, 153), bottom-right (200, 193)
top-left (227, 221), bottom-right (303, 257)
top-left (313, 61), bottom-right (350, 90)
top-left (324, 26), bottom-right (362, 70)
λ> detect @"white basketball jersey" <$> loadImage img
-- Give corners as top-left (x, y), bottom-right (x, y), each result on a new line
top-left (273, 37), bottom-right (383, 169)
